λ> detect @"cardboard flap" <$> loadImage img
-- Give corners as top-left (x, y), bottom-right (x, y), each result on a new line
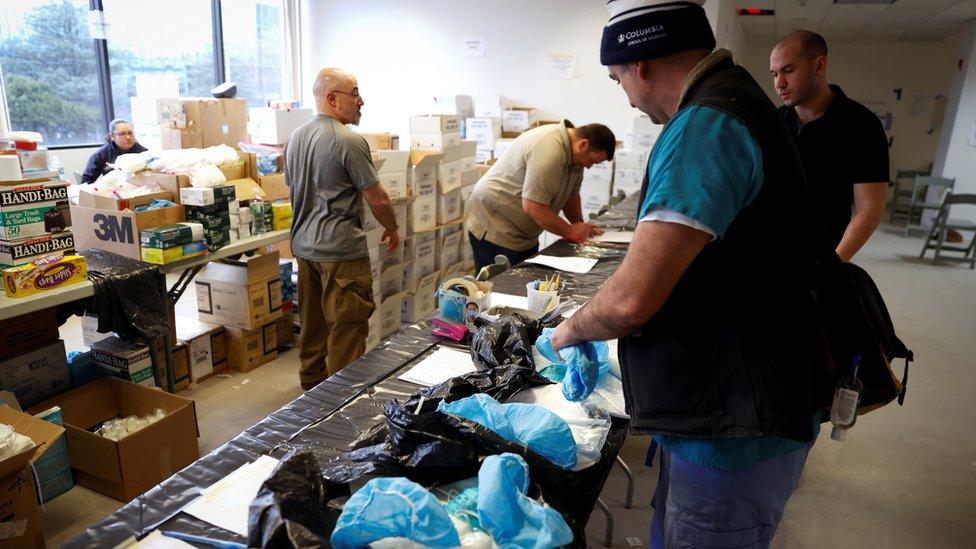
top-left (0, 405), bottom-right (65, 478)
top-left (64, 425), bottom-right (123, 484)
top-left (229, 177), bottom-right (265, 201)
top-left (409, 151), bottom-right (444, 167)
top-left (372, 158), bottom-right (386, 172)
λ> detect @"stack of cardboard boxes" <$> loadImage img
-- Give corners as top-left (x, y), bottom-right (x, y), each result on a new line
top-left (0, 308), bottom-right (68, 410)
top-left (464, 117), bottom-right (502, 164)
top-left (180, 185), bottom-right (238, 250)
top-left (613, 115), bottom-right (663, 197)
top-left (581, 160), bottom-right (616, 219)
top-left (176, 317), bottom-right (228, 384)
top-left (129, 97), bottom-right (249, 150)
top-left (0, 179), bottom-right (74, 270)
top-left (194, 252), bottom-right (283, 372)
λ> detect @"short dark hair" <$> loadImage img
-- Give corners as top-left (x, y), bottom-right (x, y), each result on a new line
top-left (572, 122), bottom-right (617, 161)
top-left (777, 30), bottom-right (828, 59)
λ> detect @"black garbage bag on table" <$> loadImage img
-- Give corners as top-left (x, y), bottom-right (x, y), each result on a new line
top-left (63, 250), bottom-right (169, 340)
top-left (469, 313), bottom-right (541, 371)
top-left (248, 451), bottom-right (349, 548)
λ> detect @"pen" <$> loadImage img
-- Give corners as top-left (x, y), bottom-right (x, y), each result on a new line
top-left (161, 530), bottom-right (248, 549)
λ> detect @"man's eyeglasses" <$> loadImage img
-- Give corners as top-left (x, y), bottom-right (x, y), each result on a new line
top-left (332, 89), bottom-right (361, 99)
top-left (113, 131), bottom-right (134, 137)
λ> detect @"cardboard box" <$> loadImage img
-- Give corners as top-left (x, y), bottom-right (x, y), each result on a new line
top-left (409, 154), bottom-right (442, 197)
top-left (380, 261), bottom-right (408, 301)
top-left (259, 173), bottom-right (289, 201)
top-left (379, 171), bottom-right (408, 200)
top-left (176, 317), bottom-right (227, 383)
top-left (195, 253), bottom-right (283, 330)
top-left (400, 271), bottom-right (440, 323)
top-left (27, 377), bottom-right (200, 502)
top-left (248, 107), bottom-right (312, 145)
top-left (437, 229), bottom-right (462, 268)
top-left (365, 316), bottom-right (380, 353)
top-left (502, 107), bottom-right (536, 133)
top-left (0, 406), bottom-right (65, 548)
top-left (159, 124), bottom-right (203, 150)
top-left (464, 117), bottom-right (502, 149)
top-left (179, 185), bottom-right (236, 207)
top-left (157, 343), bottom-right (190, 393)
top-left (362, 198), bottom-right (407, 233)
top-left (275, 301), bottom-right (295, 349)
top-left (225, 322), bottom-right (277, 372)
top-left (437, 188), bottom-right (463, 224)
top-left (376, 150), bottom-right (410, 173)
top-left (360, 132), bottom-right (397, 151)
top-left (410, 115), bottom-right (460, 134)
top-left (378, 292), bottom-right (406, 338)
top-left (0, 231), bottom-right (74, 269)
top-left (584, 160), bottom-right (614, 183)
top-left (613, 168), bottom-right (643, 195)
top-left (70, 203), bottom-right (185, 261)
top-left (0, 308), bottom-right (58, 360)
top-left (90, 337), bottom-right (156, 388)
top-left (16, 149), bottom-right (48, 172)
top-left (408, 195), bottom-right (437, 234)
top-left (410, 132), bottom-right (461, 151)
top-left (180, 98), bottom-right (249, 148)
top-left (613, 149), bottom-right (648, 171)
top-left (475, 149), bottom-right (493, 164)
top-left (0, 180), bottom-right (70, 240)
top-left (438, 161), bottom-right (462, 194)
top-left (130, 97), bottom-right (184, 127)
top-left (0, 340), bottom-right (69, 408)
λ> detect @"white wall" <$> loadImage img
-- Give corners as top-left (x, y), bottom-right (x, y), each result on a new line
top-left (933, 20), bottom-right (976, 195)
top-left (299, 0), bottom-right (745, 146)
top-left (740, 38), bottom-right (960, 180)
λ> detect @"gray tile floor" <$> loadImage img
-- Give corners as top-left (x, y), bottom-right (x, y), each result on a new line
top-left (42, 224), bottom-right (976, 547)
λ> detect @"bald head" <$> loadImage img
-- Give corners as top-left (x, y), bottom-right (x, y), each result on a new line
top-left (774, 30), bottom-right (828, 60)
top-left (312, 67), bottom-right (364, 125)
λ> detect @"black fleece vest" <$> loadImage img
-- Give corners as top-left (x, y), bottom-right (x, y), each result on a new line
top-left (619, 57), bottom-right (825, 442)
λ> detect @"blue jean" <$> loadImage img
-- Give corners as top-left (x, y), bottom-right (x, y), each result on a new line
top-left (468, 232), bottom-right (539, 272)
top-left (650, 444), bottom-right (812, 549)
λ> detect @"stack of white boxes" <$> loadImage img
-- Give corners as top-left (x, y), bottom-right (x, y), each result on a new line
top-left (581, 160), bottom-right (615, 219)
top-left (611, 150), bottom-right (647, 197)
top-left (129, 97), bottom-right (185, 151)
top-left (464, 117), bottom-right (502, 163)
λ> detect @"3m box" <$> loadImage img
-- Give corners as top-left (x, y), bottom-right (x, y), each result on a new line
top-left (90, 337), bottom-right (155, 388)
top-left (28, 377), bottom-right (200, 502)
top-left (502, 108), bottom-right (536, 133)
top-left (70, 203), bottom-right (186, 261)
top-left (248, 107), bottom-right (312, 145)
top-left (176, 317), bottom-right (227, 383)
top-left (195, 253), bottom-right (282, 330)
top-left (0, 231), bottom-right (74, 269)
top-left (437, 188), bottom-right (463, 224)
top-left (0, 340), bottom-right (69, 409)
top-left (225, 322), bottom-right (277, 372)
top-left (408, 195), bottom-right (437, 234)
top-left (0, 180), bottom-right (70, 240)
top-left (0, 406), bottom-right (64, 548)
top-left (410, 115), bottom-right (460, 134)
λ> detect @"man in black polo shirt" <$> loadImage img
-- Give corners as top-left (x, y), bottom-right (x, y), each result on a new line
top-left (770, 30), bottom-right (889, 261)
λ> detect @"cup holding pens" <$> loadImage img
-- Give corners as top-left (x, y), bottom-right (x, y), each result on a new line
top-left (526, 280), bottom-right (560, 313)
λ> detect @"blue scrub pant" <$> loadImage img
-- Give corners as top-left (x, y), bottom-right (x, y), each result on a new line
top-left (650, 443), bottom-right (812, 549)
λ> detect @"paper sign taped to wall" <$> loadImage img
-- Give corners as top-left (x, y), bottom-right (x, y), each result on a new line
top-left (550, 54), bottom-right (576, 80)
top-left (462, 36), bottom-right (485, 57)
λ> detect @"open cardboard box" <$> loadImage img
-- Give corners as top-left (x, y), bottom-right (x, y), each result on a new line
top-left (0, 406), bottom-right (65, 479)
top-left (27, 377), bottom-right (200, 502)
top-left (130, 151), bottom-right (250, 203)
top-left (70, 202), bottom-right (186, 262)
top-left (77, 187), bottom-right (173, 211)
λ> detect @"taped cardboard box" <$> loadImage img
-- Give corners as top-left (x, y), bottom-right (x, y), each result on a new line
top-left (195, 252), bottom-right (283, 330)
top-left (70, 203), bottom-right (185, 262)
top-left (0, 308), bottom-right (58, 360)
top-left (180, 98), bottom-right (248, 148)
top-left (0, 340), bottom-right (70, 409)
top-left (225, 322), bottom-right (277, 373)
top-left (0, 406), bottom-right (65, 548)
top-left (27, 377), bottom-right (200, 502)
top-left (175, 317), bottom-right (227, 383)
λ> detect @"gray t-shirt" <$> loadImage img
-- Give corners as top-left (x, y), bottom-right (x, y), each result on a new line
top-left (286, 114), bottom-right (379, 262)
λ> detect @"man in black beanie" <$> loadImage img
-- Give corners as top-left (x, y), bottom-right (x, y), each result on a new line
top-left (549, 1), bottom-right (828, 547)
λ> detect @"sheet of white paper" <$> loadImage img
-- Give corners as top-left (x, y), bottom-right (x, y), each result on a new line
top-left (489, 292), bottom-right (528, 309)
top-left (398, 347), bottom-right (477, 386)
top-left (550, 54), bottom-right (576, 79)
top-left (593, 231), bottom-right (634, 244)
top-left (183, 455), bottom-right (280, 537)
top-left (524, 255), bottom-right (598, 274)
top-left (461, 36), bottom-right (485, 57)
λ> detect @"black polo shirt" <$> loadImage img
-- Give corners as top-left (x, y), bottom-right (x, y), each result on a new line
top-left (82, 140), bottom-right (148, 184)
top-left (779, 85), bottom-right (889, 247)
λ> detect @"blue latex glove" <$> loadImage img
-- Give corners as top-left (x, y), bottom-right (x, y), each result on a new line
top-left (478, 453), bottom-right (574, 549)
top-left (438, 394), bottom-right (577, 469)
top-left (331, 477), bottom-right (460, 549)
top-left (535, 328), bottom-right (610, 402)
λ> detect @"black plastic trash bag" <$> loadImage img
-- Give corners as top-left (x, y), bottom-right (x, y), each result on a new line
top-left (470, 313), bottom-right (542, 371)
top-left (248, 451), bottom-right (349, 548)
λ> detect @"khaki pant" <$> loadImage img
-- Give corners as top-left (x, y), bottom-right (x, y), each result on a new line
top-left (297, 257), bottom-right (375, 385)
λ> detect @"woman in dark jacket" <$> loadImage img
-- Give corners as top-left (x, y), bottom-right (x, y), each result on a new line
top-left (81, 118), bottom-right (148, 183)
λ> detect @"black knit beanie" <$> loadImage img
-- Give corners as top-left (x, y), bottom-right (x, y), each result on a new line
top-left (600, 0), bottom-right (716, 66)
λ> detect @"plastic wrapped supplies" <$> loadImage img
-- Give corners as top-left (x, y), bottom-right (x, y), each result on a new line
top-left (535, 327), bottom-right (610, 402)
top-left (85, 176), bottom-right (163, 200)
top-left (187, 163), bottom-right (227, 188)
top-left (146, 145), bottom-right (240, 174)
top-left (0, 423), bottom-right (35, 461)
top-left (112, 151), bottom-right (150, 174)
top-left (96, 408), bottom-right (166, 441)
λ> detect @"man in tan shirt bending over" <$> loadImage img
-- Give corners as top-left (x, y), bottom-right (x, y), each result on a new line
top-left (465, 120), bottom-right (616, 270)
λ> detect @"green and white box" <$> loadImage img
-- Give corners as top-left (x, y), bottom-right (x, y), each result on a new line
top-left (0, 181), bottom-right (70, 240)
top-left (0, 231), bottom-right (75, 268)
top-left (90, 336), bottom-right (156, 388)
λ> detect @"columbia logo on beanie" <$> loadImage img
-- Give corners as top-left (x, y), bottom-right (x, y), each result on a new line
top-left (601, 0), bottom-right (716, 66)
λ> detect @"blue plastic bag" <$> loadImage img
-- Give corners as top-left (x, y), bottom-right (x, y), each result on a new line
top-left (330, 477), bottom-right (460, 549)
top-left (437, 393), bottom-right (577, 469)
top-left (535, 328), bottom-right (610, 401)
top-left (478, 453), bottom-right (574, 549)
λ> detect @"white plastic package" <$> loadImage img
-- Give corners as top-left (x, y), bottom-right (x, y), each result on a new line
top-left (188, 163), bottom-right (228, 188)
top-left (112, 152), bottom-right (150, 174)
top-left (0, 423), bottom-right (35, 461)
top-left (96, 408), bottom-right (166, 441)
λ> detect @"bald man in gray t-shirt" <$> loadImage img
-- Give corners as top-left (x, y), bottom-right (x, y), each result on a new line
top-left (286, 67), bottom-right (399, 390)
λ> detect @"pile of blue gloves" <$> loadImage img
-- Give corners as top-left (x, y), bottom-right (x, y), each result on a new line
top-left (535, 327), bottom-right (610, 402)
